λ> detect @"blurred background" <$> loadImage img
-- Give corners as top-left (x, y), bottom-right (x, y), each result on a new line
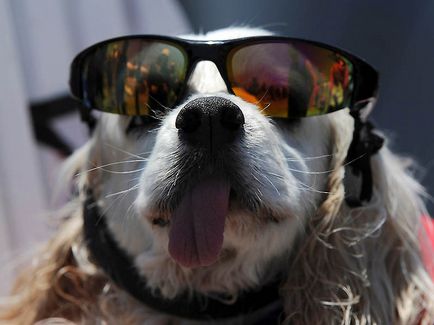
top-left (0, 0), bottom-right (433, 291)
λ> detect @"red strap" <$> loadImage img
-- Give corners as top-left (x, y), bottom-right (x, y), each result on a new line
top-left (420, 215), bottom-right (434, 280)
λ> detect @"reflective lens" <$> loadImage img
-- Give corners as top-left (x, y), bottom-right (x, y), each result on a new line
top-left (79, 39), bottom-right (188, 115)
top-left (227, 41), bottom-right (354, 118)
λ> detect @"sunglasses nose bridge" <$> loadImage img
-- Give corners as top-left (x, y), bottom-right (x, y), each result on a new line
top-left (186, 45), bottom-right (230, 95)
top-left (190, 42), bottom-right (222, 62)
top-left (187, 44), bottom-right (232, 91)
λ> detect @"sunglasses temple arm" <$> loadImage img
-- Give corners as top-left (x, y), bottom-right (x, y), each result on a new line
top-left (352, 97), bottom-right (377, 121)
top-left (346, 98), bottom-right (384, 207)
top-left (78, 104), bottom-right (97, 133)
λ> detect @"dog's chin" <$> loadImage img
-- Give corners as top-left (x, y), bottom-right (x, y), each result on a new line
top-left (142, 175), bottom-right (294, 269)
top-left (135, 133), bottom-right (309, 269)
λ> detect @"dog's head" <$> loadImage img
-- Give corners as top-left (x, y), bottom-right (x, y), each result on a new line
top-left (71, 27), bottom-right (377, 296)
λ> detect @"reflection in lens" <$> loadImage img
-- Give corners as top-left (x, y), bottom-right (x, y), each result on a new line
top-left (80, 39), bottom-right (188, 115)
top-left (227, 41), bottom-right (354, 118)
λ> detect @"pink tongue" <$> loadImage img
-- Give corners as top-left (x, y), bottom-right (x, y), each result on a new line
top-left (168, 177), bottom-right (230, 268)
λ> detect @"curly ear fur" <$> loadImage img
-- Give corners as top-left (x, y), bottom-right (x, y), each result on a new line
top-left (281, 114), bottom-right (434, 324)
top-left (0, 213), bottom-right (162, 324)
top-left (0, 143), bottom-right (159, 324)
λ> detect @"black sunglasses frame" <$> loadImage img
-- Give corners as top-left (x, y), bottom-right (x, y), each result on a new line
top-left (70, 35), bottom-right (379, 116)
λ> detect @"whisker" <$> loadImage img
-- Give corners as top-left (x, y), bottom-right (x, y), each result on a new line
top-left (148, 95), bottom-right (172, 113)
top-left (284, 153), bottom-right (366, 175)
top-left (105, 184), bottom-right (140, 198)
top-left (96, 168), bottom-right (145, 175)
top-left (77, 159), bottom-right (148, 176)
top-left (265, 171), bottom-right (285, 179)
top-left (343, 153), bottom-right (367, 168)
top-left (124, 200), bottom-right (139, 224)
top-left (297, 181), bottom-right (331, 195)
top-left (251, 173), bottom-right (266, 188)
top-left (99, 181), bottom-right (138, 219)
top-left (262, 174), bottom-right (281, 196)
top-left (259, 102), bottom-right (271, 114)
top-left (136, 150), bottom-right (154, 156)
top-left (104, 143), bottom-right (151, 160)
top-left (254, 87), bottom-right (271, 106)
top-left (286, 168), bottom-right (335, 175)
top-left (167, 169), bottom-right (182, 198)
top-left (286, 153), bottom-right (334, 162)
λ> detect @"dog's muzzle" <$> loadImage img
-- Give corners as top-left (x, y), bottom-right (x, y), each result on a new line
top-left (175, 96), bottom-right (245, 151)
top-left (168, 96), bottom-right (245, 268)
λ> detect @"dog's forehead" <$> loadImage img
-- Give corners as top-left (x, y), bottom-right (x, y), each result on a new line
top-left (180, 27), bottom-right (273, 41)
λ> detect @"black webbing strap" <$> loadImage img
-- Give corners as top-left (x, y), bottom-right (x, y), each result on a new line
top-left (83, 191), bottom-right (283, 321)
top-left (345, 113), bottom-right (384, 207)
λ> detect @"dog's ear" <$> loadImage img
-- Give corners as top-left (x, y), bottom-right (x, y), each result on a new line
top-left (281, 111), bottom-right (357, 323)
top-left (282, 107), bottom-right (434, 324)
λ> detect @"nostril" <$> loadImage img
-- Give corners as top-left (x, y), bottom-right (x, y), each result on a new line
top-left (176, 97), bottom-right (244, 149)
top-left (175, 106), bottom-right (202, 133)
top-left (220, 105), bottom-right (245, 131)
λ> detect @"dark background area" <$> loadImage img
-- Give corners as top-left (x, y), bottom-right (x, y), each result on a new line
top-left (179, 0), bottom-right (434, 214)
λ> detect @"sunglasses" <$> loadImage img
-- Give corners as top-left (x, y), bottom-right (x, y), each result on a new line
top-left (70, 35), bottom-right (378, 119)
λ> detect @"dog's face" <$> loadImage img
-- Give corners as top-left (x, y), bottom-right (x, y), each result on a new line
top-left (5, 27), bottom-right (432, 325)
top-left (86, 28), bottom-right (353, 294)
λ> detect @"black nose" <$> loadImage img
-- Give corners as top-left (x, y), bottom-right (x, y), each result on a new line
top-left (175, 96), bottom-right (245, 150)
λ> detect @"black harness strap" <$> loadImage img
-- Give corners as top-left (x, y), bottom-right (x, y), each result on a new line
top-left (83, 191), bottom-right (283, 321)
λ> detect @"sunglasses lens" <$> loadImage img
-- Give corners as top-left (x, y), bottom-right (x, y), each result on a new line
top-left (227, 41), bottom-right (354, 118)
top-left (77, 39), bottom-right (188, 115)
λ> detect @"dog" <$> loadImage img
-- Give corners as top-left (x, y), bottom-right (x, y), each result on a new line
top-left (1, 27), bottom-right (433, 324)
